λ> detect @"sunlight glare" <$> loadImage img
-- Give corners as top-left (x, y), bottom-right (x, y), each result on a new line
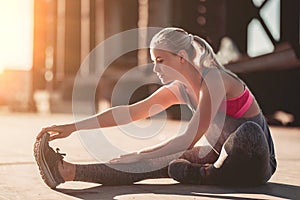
top-left (0, 0), bottom-right (33, 72)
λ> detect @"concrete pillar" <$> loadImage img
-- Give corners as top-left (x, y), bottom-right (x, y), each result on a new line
top-left (64, 0), bottom-right (81, 76)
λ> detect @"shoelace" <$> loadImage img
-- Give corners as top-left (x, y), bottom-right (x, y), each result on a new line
top-left (55, 148), bottom-right (66, 165)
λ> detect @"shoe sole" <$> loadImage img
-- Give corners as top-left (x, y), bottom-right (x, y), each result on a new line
top-left (33, 133), bottom-right (58, 189)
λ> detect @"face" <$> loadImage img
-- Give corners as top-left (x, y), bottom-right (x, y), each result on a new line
top-left (150, 49), bottom-right (184, 84)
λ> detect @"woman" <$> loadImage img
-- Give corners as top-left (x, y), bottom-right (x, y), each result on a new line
top-left (34, 27), bottom-right (277, 189)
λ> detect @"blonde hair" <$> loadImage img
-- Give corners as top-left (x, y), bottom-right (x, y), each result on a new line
top-left (150, 27), bottom-right (238, 78)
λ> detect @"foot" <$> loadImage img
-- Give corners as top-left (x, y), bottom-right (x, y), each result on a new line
top-left (58, 160), bottom-right (76, 181)
top-left (168, 159), bottom-right (212, 184)
top-left (33, 132), bottom-right (66, 189)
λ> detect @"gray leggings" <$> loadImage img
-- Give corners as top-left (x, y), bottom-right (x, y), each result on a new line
top-left (74, 121), bottom-right (276, 186)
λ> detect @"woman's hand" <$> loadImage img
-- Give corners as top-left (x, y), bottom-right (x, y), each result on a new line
top-left (109, 152), bottom-right (142, 164)
top-left (37, 124), bottom-right (76, 141)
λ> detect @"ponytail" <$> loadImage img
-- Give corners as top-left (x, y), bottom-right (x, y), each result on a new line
top-left (192, 35), bottom-right (240, 80)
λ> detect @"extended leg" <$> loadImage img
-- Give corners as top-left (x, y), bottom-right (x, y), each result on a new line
top-left (73, 154), bottom-right (180, 185)
top-left (74, 145), bottom-right (218, 185)
top-left (35, 132), bottom-right (181, 188)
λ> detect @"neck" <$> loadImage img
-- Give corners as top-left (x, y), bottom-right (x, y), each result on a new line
top-left (181, 63), bottom-right (202, 100)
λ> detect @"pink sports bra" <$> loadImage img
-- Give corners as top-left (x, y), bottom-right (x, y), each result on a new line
top-left (169, 68), bottom-right (254, 119)
top-left (199, 68), bottom-right (254, 118)
top-left (222, 87), bottom-right (254, 118)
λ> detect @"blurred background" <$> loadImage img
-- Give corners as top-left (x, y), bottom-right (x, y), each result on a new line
top-left (0, 0), bottom-right (299, 126)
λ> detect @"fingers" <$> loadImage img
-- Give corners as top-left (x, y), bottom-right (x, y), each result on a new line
top-left (109, 155), bottom-right (126, 164)
top-left (36, 131), bottom-right (46, 140)
top-left (109, 157), bottom-right (130, 164)
top-left (119, 152), bottom-right (137, 158)
top-left (36, 129), bottom-right (47, 139)
top-left (36, 125), bottom-right (59, 140)
top-left (109, 158), bottom-right (119, 164)
top-left (109, 152), bottom-right (140, 164)
top-left (49, 134), bottom-right (60, 141)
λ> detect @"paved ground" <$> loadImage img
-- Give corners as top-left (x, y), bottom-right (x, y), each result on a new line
top-left (0, 112), bottom-right (300, 200)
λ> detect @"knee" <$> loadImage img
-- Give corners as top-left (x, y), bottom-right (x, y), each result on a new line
top-left (237, 121), bottom-right (263, 135)
top-left (225, 121), bottom-right (269, 156)
top-left (235, 121), bottom-right (267, 144)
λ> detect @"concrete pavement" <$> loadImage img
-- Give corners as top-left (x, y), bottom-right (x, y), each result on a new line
top-left (0, 112), bottom-right (300, 199)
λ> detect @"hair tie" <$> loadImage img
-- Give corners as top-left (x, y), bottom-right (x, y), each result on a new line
top-left (188, 34), bottom-right (194, 44)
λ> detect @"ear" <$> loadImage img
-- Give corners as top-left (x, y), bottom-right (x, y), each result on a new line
top-left (177, 50), bottom-right (189, 64)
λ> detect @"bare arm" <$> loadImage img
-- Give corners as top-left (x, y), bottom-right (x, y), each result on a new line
top-left (136, 86), bottom-right (212, 159)
top-left (75, 84), bottom-right (181, 129)
top-left (37, 85), bottom-right (181, 140)
top-left (119, 71), bottom-right (226, 160)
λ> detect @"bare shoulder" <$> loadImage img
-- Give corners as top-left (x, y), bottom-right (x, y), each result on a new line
top-left (140, 83), bottom-right (183, 106)
top-left (218, 70), bottom-right (245, 99)
top-left (200, 68), bottom-right (227, 102)
top-left (202, 68), bottom-right (227, 94)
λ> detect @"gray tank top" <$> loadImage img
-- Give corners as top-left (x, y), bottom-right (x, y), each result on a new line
top-left (169, 67), bottom-right (277, 172)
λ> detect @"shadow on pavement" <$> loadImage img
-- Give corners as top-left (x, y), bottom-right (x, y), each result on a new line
top-left (56, 181), bottom-right (300, 200)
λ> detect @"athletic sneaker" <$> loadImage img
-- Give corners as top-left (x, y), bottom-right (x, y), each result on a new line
top-left (168, 159), bottom-right (213, 184)
top-left (33, 133), bottom-right (66, 189)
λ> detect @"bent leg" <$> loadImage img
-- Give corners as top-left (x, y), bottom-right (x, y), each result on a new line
top-left (168, 121), bottom-right (273, 185)
top-left (210, 121), bottom-right (273, 185)
top-left (168, 146), bottom-right (219, 184)
top-left (180, 145), bottom-right (219, 164)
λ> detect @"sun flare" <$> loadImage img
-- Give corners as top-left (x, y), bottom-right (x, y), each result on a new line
top-left (0, 0), bottom-right (33, 72)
